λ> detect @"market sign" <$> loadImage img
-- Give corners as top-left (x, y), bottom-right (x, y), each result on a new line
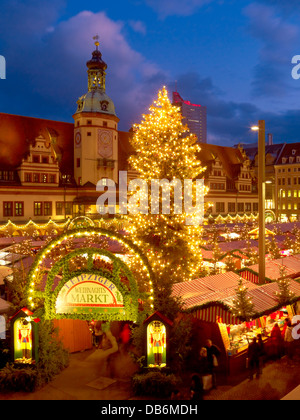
top-left (55, 273), bottom-right (124, 315)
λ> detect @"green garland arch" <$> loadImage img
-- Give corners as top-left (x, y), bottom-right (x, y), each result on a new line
top-left (25, 227), bottom-right (155, 321)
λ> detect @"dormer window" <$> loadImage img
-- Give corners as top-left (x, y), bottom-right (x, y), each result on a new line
top-left (289, 157), bottom-right (294, 163)
top-left (292, 149), bottom-right (296, 155)
top-left (282, 158), bottom-right (287, 164)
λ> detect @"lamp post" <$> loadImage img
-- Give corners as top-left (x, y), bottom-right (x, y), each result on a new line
top-left (252, 120), bottom-right (266, 284)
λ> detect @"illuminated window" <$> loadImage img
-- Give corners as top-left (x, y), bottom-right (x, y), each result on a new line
top-left (44, 202), bottom-right (52, 216)
top-left (14, 202), bottom-right (24, 217)
top-left (56, 202), bottom-right (64, 216)
top-left (3, 202), bottom-right (13, 217)
top-left (33, 173), bottom-right (39, 183)
top-left (34, 202), bottom-right (43, 216)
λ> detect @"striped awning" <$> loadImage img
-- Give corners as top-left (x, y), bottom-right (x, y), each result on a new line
top-left (192, 305), bottom-right (242, 325)
top-left (172, 271), bottom-right (300, 325)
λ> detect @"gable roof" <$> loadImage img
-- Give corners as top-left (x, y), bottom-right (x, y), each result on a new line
top-left (0, 113), bottom-right (74, 174)
top-left (198, 143), bottom-right (246, 180)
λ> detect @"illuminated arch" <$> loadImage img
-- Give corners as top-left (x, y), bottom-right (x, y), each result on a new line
top-left (67, 216), bottom-right (95, 230)
top-left (265, 210), bottom-right (276, 223)
top-left (25, 228), bottom-right (155, 320)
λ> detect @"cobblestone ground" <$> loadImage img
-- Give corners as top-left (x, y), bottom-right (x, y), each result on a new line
top-left (205, 353), bottom-right (300, 400)
top-left (1, 348), bottom-right (300, 400)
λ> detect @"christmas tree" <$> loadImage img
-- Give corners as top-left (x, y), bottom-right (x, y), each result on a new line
top-left (275, 265), bottom-right (295, 306)
top-left (231, 277), bottom-right (255, 321)
top-left (125, 87), bottom-right (207, 292)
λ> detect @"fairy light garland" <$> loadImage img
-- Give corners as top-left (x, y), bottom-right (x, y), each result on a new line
top-left (25, 227), bottom-right (155, 314)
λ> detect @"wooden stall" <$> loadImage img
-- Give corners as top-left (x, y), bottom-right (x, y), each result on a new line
top-left (53, 319), bottom-right (93, 353)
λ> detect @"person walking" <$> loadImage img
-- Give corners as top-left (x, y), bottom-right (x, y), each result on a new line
top-left (205, 339), bottom-right (221, 389)
top-left (247, 337), bottom-right (260, 380)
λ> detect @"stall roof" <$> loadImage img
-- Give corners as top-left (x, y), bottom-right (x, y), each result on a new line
top-left (241, 254), bottom-right (300, 281)
top-left (172, 272), bottom-right (257, 311)
top-left (172, 272), bottom-right (300, 317)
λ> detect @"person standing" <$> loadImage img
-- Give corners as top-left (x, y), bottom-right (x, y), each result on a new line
top-left (205, 339), bottom-right (221, 389)
top-left (284, 320), bottom-right (295, 365)
top-left (257, 334), bottom-right (265, 375)
top-left (247, 337), bottom-right (260, 380)
top-left (270, 323), bottom-right (283, 359)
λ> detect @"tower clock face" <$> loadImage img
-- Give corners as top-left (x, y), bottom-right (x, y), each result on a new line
top-left (98, 129), bottom-right (113, 158)
top-left (75, 131), bottom-right (81, 147)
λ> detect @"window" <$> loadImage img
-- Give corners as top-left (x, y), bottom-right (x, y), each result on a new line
top-left (25, 173), bottom-right (32, 183)
top-left (87, 132), bottom-right (91, 136)
top-left (245, 203), bottom-right (251, 212)
top-left (33, 155), bottom-right (40, 163)
top-left (65, 202), bottom-right (72, 216)
top-left (34, 202), bottom-right (43, 216)
top-left (44, 202), bottom-right (52, 216)
top-left (49, 175), bottom-right (56, 183)
top-left (56, 202), bottom-right (64, 216)
top-left (3, 202), bottom-right (13, 217)
top-left (87, 120), bottom-right (92, 125)
top-left (33, 173), bottom-right (39, 183)
top-left (42, 174), bottom-right (48, 183)
top-left (15, 202), bottom-right (24, 217)
top-left (216, 202), bottom-right (225, 213)
top-left (77, 158), bottom-right (81, 168)
top-left (42, 156), bottom-right (49, 164)
top-left (253, 203), bottom-right (258, 212)
top-left (238, 203), bottom-right (244, 213)
top-left (228, 203), bottom-right (235, 213)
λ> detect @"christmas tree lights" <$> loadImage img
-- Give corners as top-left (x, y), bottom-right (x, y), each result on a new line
top-left (124, 86), bottom-right (207, 289)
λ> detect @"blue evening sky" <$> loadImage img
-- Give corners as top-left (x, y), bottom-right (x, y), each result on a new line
top-left (0, 0), bottom-right (300, 145)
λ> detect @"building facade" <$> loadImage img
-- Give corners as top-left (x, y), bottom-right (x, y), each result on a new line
top-left (0, 41), bottom-right (132, 224)
top-left (172, 91), bottom-right (207, 143)
top-left (0, 41), bottom-right (259, 225)
top-left (198, 144), bottom-right (258, 217)
top-left (274, 143), bottom-right (300, 222)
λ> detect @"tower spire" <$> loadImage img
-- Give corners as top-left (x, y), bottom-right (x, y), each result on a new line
top-left (86, 35), bottom-right (107, 91)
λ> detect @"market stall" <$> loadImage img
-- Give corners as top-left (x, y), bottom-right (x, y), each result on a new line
top-left (172, 272), bottom-right (300, 378)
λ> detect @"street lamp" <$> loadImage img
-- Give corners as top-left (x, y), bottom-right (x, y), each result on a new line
top-left (251, 120), bottom-right (266, 285)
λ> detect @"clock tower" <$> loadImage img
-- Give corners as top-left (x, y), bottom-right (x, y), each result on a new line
top-left (73, 37), bottom-right (119, 187)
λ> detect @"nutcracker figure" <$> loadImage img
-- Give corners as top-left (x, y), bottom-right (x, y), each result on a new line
top-left (18, 319), bottom-right (32, 360)
top-left (148, 321), bottom-right (166, 366)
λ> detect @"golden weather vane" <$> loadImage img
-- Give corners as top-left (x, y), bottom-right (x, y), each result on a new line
top-left (93, 34), bottom-right (100, 50)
